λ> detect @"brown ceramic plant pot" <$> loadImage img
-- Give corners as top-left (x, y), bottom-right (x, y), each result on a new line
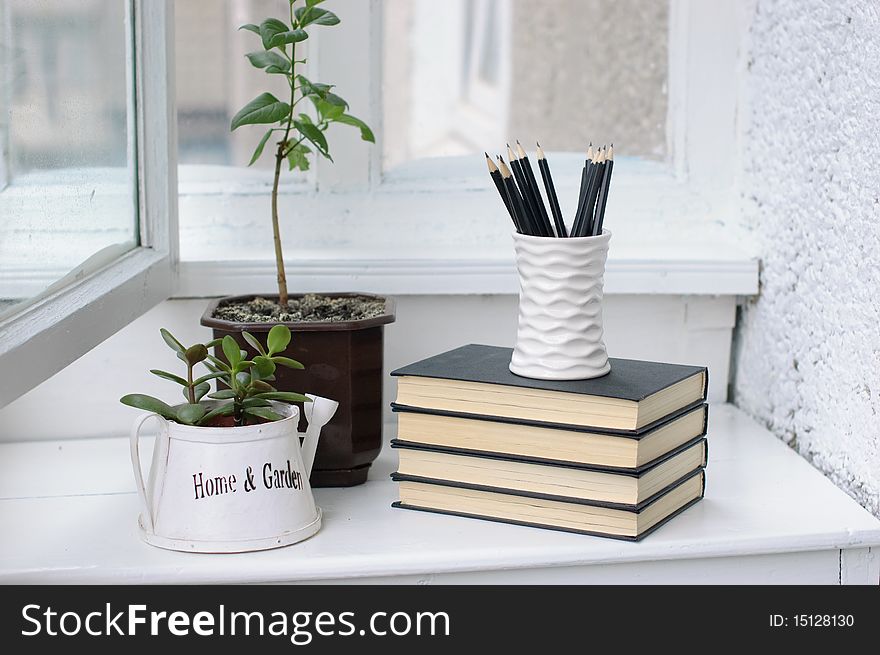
top-left (201, 293), bottom-right (396, 487)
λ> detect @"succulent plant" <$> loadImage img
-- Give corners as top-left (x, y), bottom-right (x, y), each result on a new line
top-left (120, 325), bottom-right (309, 427)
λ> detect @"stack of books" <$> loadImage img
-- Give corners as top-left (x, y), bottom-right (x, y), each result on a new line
top-left (389, 344), bottom-right (709, 541)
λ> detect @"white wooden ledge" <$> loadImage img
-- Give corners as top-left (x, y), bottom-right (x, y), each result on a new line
top-left (0, 404), bottom-right (878, 584)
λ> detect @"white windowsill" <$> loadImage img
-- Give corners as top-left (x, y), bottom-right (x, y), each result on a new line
top-left (1, 405), bottom-right (878, 584)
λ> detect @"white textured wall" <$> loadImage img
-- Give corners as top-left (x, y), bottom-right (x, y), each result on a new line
top-left (733, 0), bottom-right (880, 516)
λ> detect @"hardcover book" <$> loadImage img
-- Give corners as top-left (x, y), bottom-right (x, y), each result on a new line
top-left (391, 344), bottom-right (708, 432)
top-left (392, 403), bottom-right (708, 469)
top-left (392, 437), bottom-right (707, 506)
top-left (392, 469), bottom-right (705, 541)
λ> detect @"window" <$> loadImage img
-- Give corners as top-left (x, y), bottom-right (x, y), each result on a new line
top-left (0, 0), bottom-right (177, 406)
top-left (174, 0), bottom-right (747, 298)
top-left (383, 0), bottom-right (668, 170)
top-left (0, 0), bottom-right (136, 319)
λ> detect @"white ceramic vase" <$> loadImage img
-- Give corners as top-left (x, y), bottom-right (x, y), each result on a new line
top-left (129, 395), bottom-right (338, 553)
top-left (509, 230), bottom-right (612, 380)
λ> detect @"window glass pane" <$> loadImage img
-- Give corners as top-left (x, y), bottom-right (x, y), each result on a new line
top-left (175, 0), bottom-right (306, 171)
top-left (0, 0), bottom-right (136, 319)
top-left (383, 0), bottom-right (668, 172)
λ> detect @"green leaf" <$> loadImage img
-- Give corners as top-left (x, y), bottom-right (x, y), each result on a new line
top-left (286, 143), bottom-right (311, 171)
top-left (266, 324), bottom-right (292, 355)
top-left (306, 0), bottom-right (326, 7)
top-left (313, 97), bottom-right (345, 121)
top-left (230, 93), bottom-right (291, 131)
top-left (295, 6), bottom-right (339, 27)
top-left (193, 382), bottom-right (211, 402)
top-left (296, 75), bottom-right (332, 98)
top-left (245, 50), bottom-right (290, 72)
top-left (242, 398), bottom-right (271, 408)
top-left (244, 407), bottom-right (285, 422)
top-left (184, 344), bottom-right (209, 366)
top-left (259, 18), bottom-right (289, 49)
top-left (251, 380), bottom-right (276, 392)
top-left (253, 355), bottom-right (276, 378)
top-left (197, 402), bottom-right (236, 426)
top-left (160, 328), bottom-right (185, 354)
top-left (254, 391), bottom-right (312, 403)
top-left (208, 389), bottom-right (237, 400)
top-left (323, 92), bottom-right (348, 108)
top-left (294, 118), bottom-right (329, 156)
top-left (120, 394), bottom-right (177, 421)
top-left (248, 129), bottom-right (274, 167)
top-left (192, 371), bottom-right (225, 386)
top-left (239, 23), bottom-right (261, 35)
top-left (335, 114), bottom-right (375, 143)
top-left (268, 29), bottom-right (308, 48)
top-left (176, 403), bottom-right (207, 426)
top-left (150, 369), bottom-right (187, 386)
top-left (206, 354), bottom-right (231, 372)
top-left (222, 335), bottom-right (242, 367)
top-left (241, 331), bottom-right (267, 355)
top-left (205, 338), bottom-right (224, 349)
top-left (272, 356), bottom-right (305, 369)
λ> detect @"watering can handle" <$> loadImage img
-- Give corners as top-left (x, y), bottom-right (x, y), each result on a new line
top-left (129, 412), bottom-right (163, 535)
top-left (301, 395), bottom-right (339, 477)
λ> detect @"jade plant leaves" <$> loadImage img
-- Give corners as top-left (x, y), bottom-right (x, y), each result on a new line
top-left (266, 325), bottom-right (292, 355)
top-left (176, 404), bottom-right (207, 425)
top-left (120, 394), bottom-right (177, 421)
top-left (121, 321), bottom-right (309, 427)
top-left (222, 335), bottom-right (243, 367)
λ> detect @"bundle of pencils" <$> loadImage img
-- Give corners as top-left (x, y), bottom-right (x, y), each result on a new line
top-left (486, 142), bottom-right (614, 238)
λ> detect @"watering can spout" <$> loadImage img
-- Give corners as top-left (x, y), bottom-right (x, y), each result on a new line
top-left (300, 395), bottom-right (339, 477)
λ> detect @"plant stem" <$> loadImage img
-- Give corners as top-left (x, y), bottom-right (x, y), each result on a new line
top-left (271, 143), bottom-right (289, 306)
top-left (271, 21), bottom-right (299, 308)
top-left (186, 364), bottom-right (195, 405)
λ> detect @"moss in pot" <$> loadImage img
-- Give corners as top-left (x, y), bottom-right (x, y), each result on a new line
top-left (201, 1), bottom-right (395, 487)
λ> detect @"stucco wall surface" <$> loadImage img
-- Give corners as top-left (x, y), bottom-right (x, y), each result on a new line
top-left (733, 0), bottom-right (880, 516)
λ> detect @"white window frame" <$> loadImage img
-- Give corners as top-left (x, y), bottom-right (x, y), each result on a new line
top-left (175, 0), bottom-right (756, 297)
top-left (0, 0), bottom-right (178, 407)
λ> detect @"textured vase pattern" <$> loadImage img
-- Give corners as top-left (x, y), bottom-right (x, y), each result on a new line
top-left (509, 230), bottom-right (611, 380)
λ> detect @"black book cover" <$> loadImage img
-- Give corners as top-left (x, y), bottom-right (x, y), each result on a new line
top-left (391, 435), bottom-right (708, 475)
top-left (392, 471), bottom-right (706, 542)
top-left (391, 344), bottom-right (708, 402)
top-left (392, 400), bottom-right (709, 438)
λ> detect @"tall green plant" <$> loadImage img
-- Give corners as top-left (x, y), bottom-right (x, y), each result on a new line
top-left (231, 0), bottom-right (374, 306)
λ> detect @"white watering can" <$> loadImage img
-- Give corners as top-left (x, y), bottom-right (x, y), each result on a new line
top-left (129, 395), bottom-right (338, 553)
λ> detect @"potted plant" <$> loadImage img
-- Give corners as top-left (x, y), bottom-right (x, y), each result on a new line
top-left (122, 326), bottom-right (338, 553)
top-left (200, 0), bottom-right (395, 487)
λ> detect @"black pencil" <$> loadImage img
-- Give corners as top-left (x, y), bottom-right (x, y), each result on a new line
top-left (536, 142), bottom-right (567, 238)
top-left (592, 144), bottom-right (614, 236)
top-left (508, 144), bottom-right (546, 236)
top-left (498, 156), bottom-right (533, 235)
top-left (571, 145), bottom-right (596, 237)
top-left (579, 146), bottom-right (606, 237)
top-left (516, 141), bottom-right (555, 237)
top-left (486, 152), bottom-right (520, 232)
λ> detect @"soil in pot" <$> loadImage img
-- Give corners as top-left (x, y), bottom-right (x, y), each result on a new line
top-left (212, 294), bottom-right (387, 324)
top-left (202, 293), bottom-right (396, 488)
